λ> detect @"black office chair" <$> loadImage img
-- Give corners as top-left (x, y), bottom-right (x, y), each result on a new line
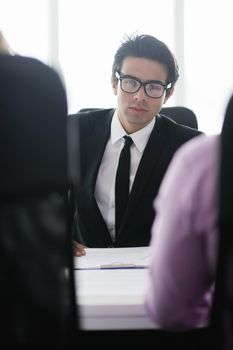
top-left (209, 94), bottom-right (233, 350)
top-left (0, 54), bottom-right (78, 347)
top-left (78, 106), bottom-right (198, 129)
top-left (160, 106), bottom-right (198, 129)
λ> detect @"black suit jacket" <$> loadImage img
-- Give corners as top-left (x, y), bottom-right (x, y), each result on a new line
top-left (68, 108), bottom-right (202, 247)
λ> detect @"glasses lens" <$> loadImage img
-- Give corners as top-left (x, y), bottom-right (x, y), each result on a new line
top-left (145, 83), bottom-right (165, 98)
top-left (118, 72), bottom-right (166, 98)
top-left (121, 77), bottom-right (140, 93)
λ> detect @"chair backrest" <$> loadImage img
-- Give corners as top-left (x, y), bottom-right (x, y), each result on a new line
top-left (210, 94), bottom-right (233, 350)
top-left (78, 106), bottom-right (198, 129)
top-left (0, 54), bottom-right (78, 346)
top-left (160, 106), bottom-right (198, 129)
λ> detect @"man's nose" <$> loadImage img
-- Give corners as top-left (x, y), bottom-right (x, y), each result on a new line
top-left (133, 85), bottom-right (147, 100)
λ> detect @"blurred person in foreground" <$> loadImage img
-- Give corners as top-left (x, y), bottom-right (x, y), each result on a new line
top-left (145, 93), bottom-right (233, 350)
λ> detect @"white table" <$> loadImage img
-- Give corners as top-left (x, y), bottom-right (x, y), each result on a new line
top-left (75, 267), bottom-right (156, 330)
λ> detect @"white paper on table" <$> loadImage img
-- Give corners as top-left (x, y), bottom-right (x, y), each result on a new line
top-left (74, 246), bottom-right (152, 270)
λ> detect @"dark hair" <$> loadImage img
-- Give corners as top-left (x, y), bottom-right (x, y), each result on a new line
top-left (112, 34), bottom-right (179, 94)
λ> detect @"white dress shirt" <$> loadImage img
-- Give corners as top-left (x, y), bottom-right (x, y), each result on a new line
top-left (94, 110), bottom-right (155, 241)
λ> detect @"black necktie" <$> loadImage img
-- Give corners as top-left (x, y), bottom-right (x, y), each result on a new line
top-left (115, 135), bottom-right (133, 234)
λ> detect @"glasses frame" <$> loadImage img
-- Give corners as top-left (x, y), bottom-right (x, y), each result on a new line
top-left (115, 71), bottom-right (172, 99)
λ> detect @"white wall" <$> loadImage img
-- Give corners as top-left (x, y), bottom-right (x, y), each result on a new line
top-left (184, 0), bottom-right (233, 134)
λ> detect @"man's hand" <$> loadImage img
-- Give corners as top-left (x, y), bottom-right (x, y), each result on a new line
top-left (72, 240), bottom-right (87, 257)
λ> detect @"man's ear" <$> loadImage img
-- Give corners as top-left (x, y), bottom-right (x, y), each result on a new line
top-left (163, 85), bottom-right (175, 104)
top-left (111, 76), bottom-right (118, 96)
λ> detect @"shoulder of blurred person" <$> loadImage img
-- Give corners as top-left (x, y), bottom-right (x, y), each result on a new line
top-left (145, 133), bottom-right (220, 330)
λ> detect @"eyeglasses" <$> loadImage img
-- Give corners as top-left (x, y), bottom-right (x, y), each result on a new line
top-left (115, 71), bottom-right (171, 99)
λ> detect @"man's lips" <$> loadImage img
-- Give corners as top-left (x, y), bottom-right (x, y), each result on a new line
top-left (129, 106), bottom-right (148, 112)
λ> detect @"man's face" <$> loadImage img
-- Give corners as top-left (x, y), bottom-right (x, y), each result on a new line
top-left (112, 56), bottom-right (174, 134)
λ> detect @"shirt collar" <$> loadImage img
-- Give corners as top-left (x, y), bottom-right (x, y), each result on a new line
top-left (111, 109), bottom-right (156, 152)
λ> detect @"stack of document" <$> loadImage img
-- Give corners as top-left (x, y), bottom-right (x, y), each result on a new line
top-left (74, 246), bottom-right (152, 270)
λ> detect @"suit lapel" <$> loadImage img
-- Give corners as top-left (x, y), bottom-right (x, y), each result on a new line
top-left (79, 109), bottom-right (114, 243)
top-left (82, 109), bottom-right (113, 193)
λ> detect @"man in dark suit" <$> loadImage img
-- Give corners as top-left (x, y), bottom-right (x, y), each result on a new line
top-left (69, 34), bottom-right (202, 256)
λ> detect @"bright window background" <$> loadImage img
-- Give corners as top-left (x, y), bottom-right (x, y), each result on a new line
top-left (58, 0), bottom-right (175, 114)
top-left (184, 0), bottom-right (233, 134)
top-left (1, 0), bottom-right (233, 135)
top-left (0, 0), bottom-right (49, 63)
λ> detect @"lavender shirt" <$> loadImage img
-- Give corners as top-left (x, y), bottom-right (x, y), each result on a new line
top-left (144, 134), bottom-right (219, 330)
